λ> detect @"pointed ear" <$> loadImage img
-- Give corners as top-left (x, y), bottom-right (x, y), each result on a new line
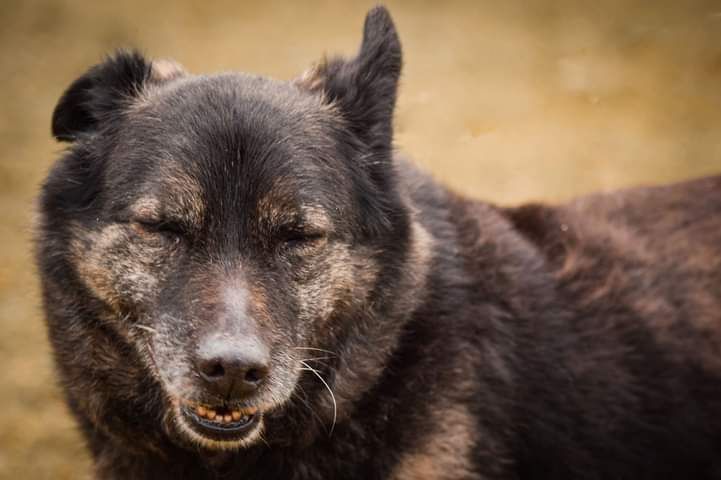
top-left (297, 6), bottom-right (402, 154)
top-left (51, 50), bottom-right (186, 142)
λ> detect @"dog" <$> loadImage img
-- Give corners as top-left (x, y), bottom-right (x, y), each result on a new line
top-left (35, 6), bottom-right (721, 479)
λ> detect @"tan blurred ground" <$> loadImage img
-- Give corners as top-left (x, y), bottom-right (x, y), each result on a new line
top-left (2, 0), bottom-right (721, 478)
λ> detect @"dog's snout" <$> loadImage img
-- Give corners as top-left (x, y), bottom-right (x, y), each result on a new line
top-left (195, 336), bottom-right (270, 398)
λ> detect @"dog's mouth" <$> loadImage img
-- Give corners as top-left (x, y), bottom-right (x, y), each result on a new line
top-left (177, 402), bottom-right (262, 446)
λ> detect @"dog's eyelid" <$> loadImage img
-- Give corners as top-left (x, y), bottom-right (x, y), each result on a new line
top-left (123, 200), bottom-right (190, 232)
top-left (127, 214), bottom-right (187, 238)
top-left (271, 206), bottom-right (332, 235)
top-left (274, 222), bottom-right (329, 251)
top-left (132, 214), bottom-right (164, 226)
top-left (278, 223), bottom-right (328, 237)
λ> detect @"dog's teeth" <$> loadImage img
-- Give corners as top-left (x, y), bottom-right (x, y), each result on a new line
top-left (189, 404), bottom-right (256, 423)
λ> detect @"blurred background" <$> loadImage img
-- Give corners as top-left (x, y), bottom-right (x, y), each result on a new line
top-left (2, 0), bottom-right (721, 477)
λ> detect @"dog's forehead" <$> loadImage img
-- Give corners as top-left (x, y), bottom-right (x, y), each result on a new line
top-left (144, 73), bottom-right (334, 131)
top-left (119, 73), bottom-right (338, 166)
top-left (113, 74), bottom-right (346, 195)
top-left (106, 74), bottom-right (352, 225)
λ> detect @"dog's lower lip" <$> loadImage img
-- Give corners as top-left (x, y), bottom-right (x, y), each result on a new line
top-left (181, 405), bottom-right (260, 439)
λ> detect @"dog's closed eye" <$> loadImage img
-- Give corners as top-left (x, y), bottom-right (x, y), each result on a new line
top-left (279, 227), bottom-right (327, 249)
top-left (131, 217), bottom-right (185, 239)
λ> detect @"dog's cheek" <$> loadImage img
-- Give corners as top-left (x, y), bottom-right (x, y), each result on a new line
top-left (70, 223), bottom-right (174, 311)
top-left (294, 243), bottom-right (380, 327)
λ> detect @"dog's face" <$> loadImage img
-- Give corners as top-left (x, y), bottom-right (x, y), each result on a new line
top-left (39, 8), bottom-right (412, 451)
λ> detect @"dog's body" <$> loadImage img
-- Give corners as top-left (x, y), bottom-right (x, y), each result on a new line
top-left (36, 6), bottom-right (721, 479)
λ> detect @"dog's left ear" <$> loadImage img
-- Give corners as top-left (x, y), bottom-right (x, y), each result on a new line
top-left (297, 6), bottom-right (401, 155)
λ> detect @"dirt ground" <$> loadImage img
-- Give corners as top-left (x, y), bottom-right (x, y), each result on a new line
top-left (2, 0), bottom-right (721, 478)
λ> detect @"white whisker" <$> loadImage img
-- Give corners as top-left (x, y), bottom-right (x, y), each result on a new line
top-left (294, 346), bottom-right (337, 356)
top-left (299, 356), bottom-right (334, 363)
top-left (300, 360), bottom-right (337, 435)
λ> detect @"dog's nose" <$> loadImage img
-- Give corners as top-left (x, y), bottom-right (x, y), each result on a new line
top-left (195, 336), bottom-right (270, 399)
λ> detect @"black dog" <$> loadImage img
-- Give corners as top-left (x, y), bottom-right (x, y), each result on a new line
top-left (36, 6), bottom-right (721, 479)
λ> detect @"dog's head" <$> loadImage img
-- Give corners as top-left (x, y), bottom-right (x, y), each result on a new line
top-left (38, 7), bottom-right (427, 451)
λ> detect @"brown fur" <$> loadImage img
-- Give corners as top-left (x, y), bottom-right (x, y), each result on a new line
top-left (37, 7), bottom-right (721, 479)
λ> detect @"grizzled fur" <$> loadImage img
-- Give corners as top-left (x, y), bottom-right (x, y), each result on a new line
top-left (36, 6), bottom-right (721, 480)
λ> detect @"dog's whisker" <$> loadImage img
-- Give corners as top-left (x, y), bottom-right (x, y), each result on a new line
top-left (299, 358), bottom-right (332, 370)
top-left (294, 347), bottom-right (337, 356)
top-left (257, 430), bottom-right (270, 449)
top-left (133, 324), bottom-right (158, 335)
top-left (298, 356), bottom-right (334, 362)
top-left (299, 361), bottom-right (337, 435)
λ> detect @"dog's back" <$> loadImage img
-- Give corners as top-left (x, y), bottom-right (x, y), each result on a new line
top-left (511, 174), bottom-right (721, 344)
top-left (499, 174), bottom-right (721, 478)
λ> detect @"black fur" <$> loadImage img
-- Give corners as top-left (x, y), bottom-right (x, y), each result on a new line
top-left (52, 50), bottom-right (152, 141)
top-left (36, 6), bottom-right (721, 480)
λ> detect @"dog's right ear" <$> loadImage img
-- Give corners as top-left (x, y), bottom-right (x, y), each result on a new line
top-left (51, 50), bottom-right (185, 142)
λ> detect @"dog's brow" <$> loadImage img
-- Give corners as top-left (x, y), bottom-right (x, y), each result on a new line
top-left (130, 198), bottom-right (162, 220)
top-left (163, 170), bottom-right (205, 225)
top-left (127, 171), bottom-right (205, 226)
top-left (299, 205), bottom-right (331, 230)
top-left (257, 185), bottom-right (331, 229)
top-left (129, 194), bottom-right (203, 227)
